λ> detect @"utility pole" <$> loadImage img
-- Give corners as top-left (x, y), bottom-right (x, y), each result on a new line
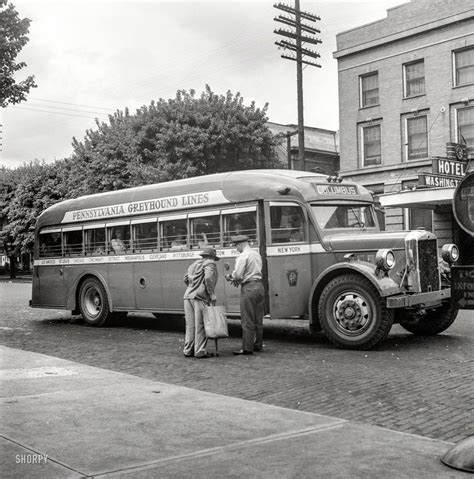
top-left (274, 1), bottom-right (321, 171)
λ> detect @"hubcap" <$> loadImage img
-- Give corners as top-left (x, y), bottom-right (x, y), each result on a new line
top-left (332, 292), bottom-right (371, 335)
top-left (84, 286), bottom-right (101, 318)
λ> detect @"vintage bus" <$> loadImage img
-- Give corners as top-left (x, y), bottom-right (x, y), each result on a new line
top-left (31, 169), bottom-right (460, 349)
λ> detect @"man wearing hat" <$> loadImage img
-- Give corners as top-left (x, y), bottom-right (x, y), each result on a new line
top-left (225, 235), bottom-right (264, 355)
top-left (183, 246), bottom-right (219, 358)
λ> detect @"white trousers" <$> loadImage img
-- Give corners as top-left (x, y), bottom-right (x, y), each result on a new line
top-left (183, 299), bottom-right (207, 357)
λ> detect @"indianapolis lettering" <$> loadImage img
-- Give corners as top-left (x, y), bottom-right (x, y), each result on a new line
top-left (70, 192), bottom-right (210, 222)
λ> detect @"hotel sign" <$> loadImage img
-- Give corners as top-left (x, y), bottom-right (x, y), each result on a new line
top-left (432, 158), bottom-right (467, 177)
top-left (418, 174), bottom-right (462, 188)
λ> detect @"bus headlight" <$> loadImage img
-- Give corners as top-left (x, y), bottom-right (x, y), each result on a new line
top-left (375, 249), bottom-right (395, 271)
top-left (441, 244), bottom-right (459, 264)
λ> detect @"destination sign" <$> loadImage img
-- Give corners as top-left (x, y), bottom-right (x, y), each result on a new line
top-left (62, 190), bottom-right (229, 223)
top-left (451, 266), bottom-right (474, 310)
top-left (418, 174), bottom-right (461, 188)
top-left (432, 158), bottom-right (467, 177)
top-left (315, 184), bottom-right (358, 196)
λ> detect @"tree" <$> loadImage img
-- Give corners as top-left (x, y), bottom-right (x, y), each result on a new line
top-left (0, 161), bottom-right (68, 277)
top-left (0, 0), bottom-right (37, 107)
top-left (71, 86), bottom-right (281, 193)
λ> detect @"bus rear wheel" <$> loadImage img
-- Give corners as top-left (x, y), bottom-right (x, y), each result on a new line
top-left (79, 277), bottom-right (110, 326)
top-left (318, 274), bottom-right (394, 350)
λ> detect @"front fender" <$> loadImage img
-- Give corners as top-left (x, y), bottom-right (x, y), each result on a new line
top-left (308, 262), bottom-right (400, 329)
top-left (66, 269), bottom-right (113, 312)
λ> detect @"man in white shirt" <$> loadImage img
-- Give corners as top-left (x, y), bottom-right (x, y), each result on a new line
top-left (225, 235), bottom-right (264, 355)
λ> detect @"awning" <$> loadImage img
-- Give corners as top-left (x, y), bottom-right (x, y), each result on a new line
top-left (379, 187), bottom-right (454, 209)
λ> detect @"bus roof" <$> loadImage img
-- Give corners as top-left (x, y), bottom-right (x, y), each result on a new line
top-left (37, 169), bottom-right (373, 229)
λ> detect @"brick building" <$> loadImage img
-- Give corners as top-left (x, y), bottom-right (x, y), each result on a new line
top-left (267, 122), bottom-right (339, 175)
top-left (333, 0), bottom-right (474, 255)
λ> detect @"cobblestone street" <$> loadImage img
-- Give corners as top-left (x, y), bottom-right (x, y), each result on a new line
top-left (1, 282), bottom-right (472, 444)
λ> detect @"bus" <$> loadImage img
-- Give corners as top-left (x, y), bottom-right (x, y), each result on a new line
top-left (31, 169), bottom-right (459, 349)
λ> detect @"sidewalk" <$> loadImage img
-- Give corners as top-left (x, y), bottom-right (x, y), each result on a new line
top-left (0, 346), bottom-right (468, 478)
top-left (0, 273), bottom-right (32, 283)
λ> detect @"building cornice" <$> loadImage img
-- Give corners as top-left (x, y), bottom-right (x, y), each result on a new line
top-left (334, 10), bottom-right (474, 60)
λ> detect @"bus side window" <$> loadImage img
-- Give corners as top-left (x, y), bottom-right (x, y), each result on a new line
top-left (39, 231), bottom-right (62, 257)
top-left (108, 225), bottom-right (131, 254)
top-left (270, 205), bottom-right (306, 244)
top-left (223, 211), bottom-right (257, 247)
top-left (64, 230), bottom-right (83, 256)
top-left (160, 219), bottom-right (188, 251)
top-left (133, 222), bottom-right (158, 252)
top-left (85, 228), bottom-right (106, 255)
top-left (190, 215), bottom-right (220, 249)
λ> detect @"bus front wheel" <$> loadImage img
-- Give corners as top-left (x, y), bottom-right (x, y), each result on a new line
top-left (79, 277), bottom-right (110, 326)
top-left (318, 274), bottom-right (393, 350)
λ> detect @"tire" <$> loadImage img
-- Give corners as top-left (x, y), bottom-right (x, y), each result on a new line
top-left (78, 277), bottom-right (111, 326)
top-left (318, 274), bottom-right (394, 350)
top-left (398, 302), bottom-right (458, 336)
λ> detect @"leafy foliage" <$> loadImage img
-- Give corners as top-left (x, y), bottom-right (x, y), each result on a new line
top-left (0, 161), bottom-right (69, 255)
top-left (71, 86), bottom-right (281, 193)
top-left (0, 0), bottom-right (37, 107)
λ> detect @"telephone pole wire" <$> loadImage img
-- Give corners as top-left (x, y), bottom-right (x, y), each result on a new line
top-left (274, 1), bottom-right (322, 170)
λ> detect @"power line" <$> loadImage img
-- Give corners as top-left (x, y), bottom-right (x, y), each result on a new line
top-left (28, 97), bottom-right (115, 112)
top-left (11, 106), bottom-right (103, 120)
top-left (26, 103), bottom-right (111, 116)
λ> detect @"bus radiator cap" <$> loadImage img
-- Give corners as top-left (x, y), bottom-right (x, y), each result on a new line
top-left (441, 436), bottom-right (474, 473)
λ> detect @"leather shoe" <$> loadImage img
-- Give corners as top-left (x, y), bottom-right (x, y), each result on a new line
top-left (195, 353), bottom-right (214, 359)
top-left (232, 350), bottom-right (253, 355)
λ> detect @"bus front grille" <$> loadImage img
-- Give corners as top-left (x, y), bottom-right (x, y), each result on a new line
top-left (418, 239), bottom-right (440, 292)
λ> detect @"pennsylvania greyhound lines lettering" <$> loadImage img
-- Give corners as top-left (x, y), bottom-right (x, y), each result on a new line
top-left (64, 191), bottom-right (225, 223)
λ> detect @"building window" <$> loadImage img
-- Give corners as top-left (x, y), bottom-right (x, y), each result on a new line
top-left (404, 208), bottom-right (433, 232)
top-left (454, 47), bottom-right (474, 86)
top-left (404, 60), bottom-right (425, 97)
top-left (407, 115), bottom-right (428, 160)
top-left (362, 124), bottom-right (381, 166)
top-left (360, 72), bottom-right (379, 107)
top-left (457, 106), bottom-right (474, 147)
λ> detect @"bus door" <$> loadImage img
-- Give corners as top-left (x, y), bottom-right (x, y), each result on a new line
top-left (264, 202), bottom-right (312, 319)
top-left (221, 205), bottom-right (259, 314)
top-left (37, 228), bottom-right (66, 307)
top-left (107, 222), bottom-right (136, 310)
top-left (131, 218), bottom-right (162, 310)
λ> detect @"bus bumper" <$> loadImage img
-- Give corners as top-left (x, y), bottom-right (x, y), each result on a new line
top-left (386, 288), bottom-right (451, 309)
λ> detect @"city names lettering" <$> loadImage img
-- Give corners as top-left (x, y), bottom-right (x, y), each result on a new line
top-left (316, 184), bottom-right (358, 196)
top-left (277, 246), bottom-right (302, 254)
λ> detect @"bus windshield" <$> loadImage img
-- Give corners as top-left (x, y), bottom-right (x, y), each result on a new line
top-left (312, 204), bottom-right (376, 230)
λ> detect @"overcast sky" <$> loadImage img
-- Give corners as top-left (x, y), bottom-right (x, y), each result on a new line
top-left (1, 0), bottom-right (405, 169)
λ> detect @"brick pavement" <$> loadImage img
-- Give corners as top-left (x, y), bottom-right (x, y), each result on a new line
top-left (1, 282), bottom-right (472, 443)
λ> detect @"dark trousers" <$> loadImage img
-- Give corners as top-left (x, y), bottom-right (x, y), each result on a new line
top-left (240, 282), bottom-right (264, 352)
